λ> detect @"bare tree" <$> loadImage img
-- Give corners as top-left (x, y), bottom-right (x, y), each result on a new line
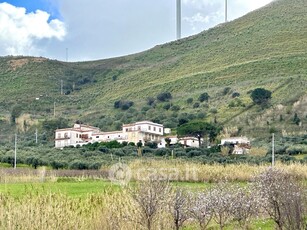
top-left (209, 182), bottom-right (235, 230)
top-left (231, 185), bottom-right (260, 229)
top-left (253, 168), bottom-right (306, 230)
top-left (189, 191), bottom-right (213, 230)
top-left (130, 177), bottom-right (171, 230)
top-left (169, 188), bottom-right (190, 230)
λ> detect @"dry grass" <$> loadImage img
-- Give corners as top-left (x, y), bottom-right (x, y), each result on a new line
top-left (1, 162), bottom-right (306, 229)
top-left (128, 159), bottom-right (307, 182)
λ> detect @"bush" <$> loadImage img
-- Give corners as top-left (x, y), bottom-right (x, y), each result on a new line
top-left (146, 97), bottom-right (155, 106)
top-left (154, 148), bottom-right (171, 156)
top-left (171, 105), bottom-right (180, 111)
top-left (144, 142), bottom-right (158, 149)
top-left (157, 92), bottom-right (172, 102)
top-left (193, 103), bottom-right (200, 108)
top-left (186, 98), bottom-right (193, 104)
top-left (250, 88), bottom-right (272, 107)
top-left (114, 100), bottom-right (134, 110)
top-left (163, 103), bottom-right (171, 110)
top-left (232, 92), bottom-right (240, 98)
top-left (198, 93), bottom-right (210, 102)
top-left (222, 87), bottom-right (232, 95)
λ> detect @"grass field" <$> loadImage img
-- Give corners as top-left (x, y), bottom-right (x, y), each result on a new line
top-left (1, 160), bottom-right (306, 229)
top-left (0, 180), bottom-right (120, 198)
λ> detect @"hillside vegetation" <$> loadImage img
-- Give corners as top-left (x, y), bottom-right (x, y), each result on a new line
top-left (0, 0), bottom-right (306, 145)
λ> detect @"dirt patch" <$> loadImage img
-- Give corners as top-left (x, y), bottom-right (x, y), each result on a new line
top-left (8, 57), bottom-right (47, 70)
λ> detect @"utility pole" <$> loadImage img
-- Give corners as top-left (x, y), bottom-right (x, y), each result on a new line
top-left (54, 101), bottom-right (56, 117)
top-left (272, 133), bottom-right (275, 167)
top-left (61, 80), bottom-right (63, 95)
top-left (35, 128), bottom-right (38, 144)
top-left (176, 0), bottom-right (181, 40)
top-left (66, 48), bottom-right (68, 62)
top-left (225, 0), bottom-right (228, 22)
top-left (14, 134), bottom-right (17, 169)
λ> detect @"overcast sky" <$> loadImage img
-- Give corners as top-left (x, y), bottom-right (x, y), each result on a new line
top-left (0, 0), bottom-right (273, 61)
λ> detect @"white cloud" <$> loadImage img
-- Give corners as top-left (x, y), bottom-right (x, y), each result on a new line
top-left (0, 2), bottom-right (66, 56)
top-left (181, 0), bottom-right (273, 35)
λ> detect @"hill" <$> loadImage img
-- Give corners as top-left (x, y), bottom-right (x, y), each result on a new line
top-left (0, 0), bottom-right (306, 145)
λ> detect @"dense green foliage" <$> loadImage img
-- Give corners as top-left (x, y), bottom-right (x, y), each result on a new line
top-left (250, 88), bottom-right (272, 107)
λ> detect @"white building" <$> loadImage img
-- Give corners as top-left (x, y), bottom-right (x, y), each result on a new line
top-left (55, 121), bottom-right (164, 148)
top-left (179, 137), bottom-right (203, 148)
top-left (55, 124), bottom-right (100, 148)
top-left (220, 136), bottom-right (251, 155)
top-left (122, 121), bottom-right (164, 144)
top-left (220, 136), bottom-right (250, 145)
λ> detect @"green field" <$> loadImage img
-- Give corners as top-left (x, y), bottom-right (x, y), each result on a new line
top-left (0, 180), bottom-right (120, 198)
top-left (0, 171), bottom-right (299, 230)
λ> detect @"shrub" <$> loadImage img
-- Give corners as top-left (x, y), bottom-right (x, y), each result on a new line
top-left (250, 88), bottom-right (272, 107)
top-left (231, 92), bottom-right (240, 98)
top-left (193, 103), bottom-right (200, 108)
top-left (171, 105), bottom-right (180, 111)
top-left (163, 103), bottom-right (171, 110)
top-left (186, 98), bottom-right (193, 104)
top-left (154, 148), bottom-right (171, 156)
top-left (144, 142), bottom-right (158, 149)
top-left (157, 92), bottom-right (172, 102)
top-left (146, 97), bottom-right (155, 106)
top-left (114, 100), bottom-right (134, 110)
top-left (198, 93), bottom-right (210, 102)
top-left (222, 87), bottom-right (232, 95)
top-left (293, 113), bottom-right (301, 125)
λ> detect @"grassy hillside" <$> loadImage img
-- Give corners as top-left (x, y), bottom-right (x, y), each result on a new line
top-left (0, 0), bottom-right (306, 143)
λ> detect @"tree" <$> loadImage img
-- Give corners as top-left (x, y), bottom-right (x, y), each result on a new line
top-left (157, 92), bottom-right (172, 102)
top-left (130, 178), bottom-right (171, 230)
top-left (198, 92), bottom-right (210, 102)
top-left (250, 88), bottom-right (272, 107)
top-left (165, 137), bottom-right (171, 148)
top-left (169, 188), bottom-right (190, 230)
top-left (11, 105), bottom-right (23, 123)
top-left (114, 100), bottom-right (134, 110)
top-left (177, 121), bottom-right (221, 147)
top-left (146, 97), bottom-right (155, 106)
top-left (254, 168), bottom-right (306, 230)
top-left (293, 113), bottom-right (301, 125)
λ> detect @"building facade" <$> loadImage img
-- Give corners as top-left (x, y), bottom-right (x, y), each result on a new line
top-left (55, 121), bottom-right (164, 148)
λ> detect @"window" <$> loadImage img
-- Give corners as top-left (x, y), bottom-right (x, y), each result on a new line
top-left (76, 134), bottom-right (78, 138)
top-left (153, 127), bottom-right (156, 131)
top-left (126, 128), bottom-right (128, 132)
top-left (148, 126), bottom-right (151, 130)
top-left (159, 128), bottom-right (162, 133)
top-left (57, 133), bottom-right (61, 139)
top-left (96, 136), bottom-right (99, 138)
top-left (138, 126), bottom-right (141, 130)
top-left (108, 136), bottom-right (110, 138)
top-left (64, 133), bottom-right (68, 138)
top-left (118, 135), bottom-right (121, 137)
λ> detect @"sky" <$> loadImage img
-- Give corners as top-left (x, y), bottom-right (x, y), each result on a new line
top-left (0, 0), bottom-right (274, 61)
